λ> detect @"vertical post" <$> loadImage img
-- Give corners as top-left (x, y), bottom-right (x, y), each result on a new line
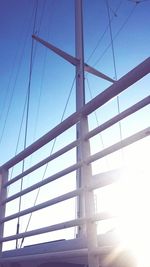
top-left (75, 0), bottom-right (86, 231)
top-left (0, 168), bottom-right (8, 252)
top-left (75, 1), bottom-right (99, 267)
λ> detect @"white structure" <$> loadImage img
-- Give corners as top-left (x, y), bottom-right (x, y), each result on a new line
top-left (0, 1), bottom-right (150, 266)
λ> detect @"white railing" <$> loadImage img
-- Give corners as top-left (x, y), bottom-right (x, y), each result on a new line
top-left (0, 57), bottom-right (150, 266)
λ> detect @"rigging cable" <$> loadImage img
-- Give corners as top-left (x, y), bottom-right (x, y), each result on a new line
top-left (8, 96), bottom-right (27, 194)
top-left (26, 0), bottom-right (55, 156)
top-left (23, 0), bottom-right (55, 190)
top-left (30, 0), bottom-right (52, 144)
top-left (8, 2), bottom-right (43, 186)
top-left (16, 0), bottom-right (39, 249)
top-left (93, 4), bottom-right (137, 67)
top-left (86, 0), bottom-right (123, 63)
top-left (20, 75), bottom-right (76, 248)
top-left (0, 6), bottom-right (37, 147)
top-left (22, 0), bottom-right (47, 171)
top-left (105, 0), bottom-right (123, 161)
top-left (86, 77), bottom-right (105, 149)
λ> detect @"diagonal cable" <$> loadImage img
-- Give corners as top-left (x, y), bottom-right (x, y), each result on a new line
top-left (93, 4), bottom-right (137, 67)
top-left (86, 0), bottom-right (123, 63)
top-left (20, 75), bottom-right (76, 248)
top-left (16, 0), bottom-right (39, 249)
top-left (106, 0), bottom-right (123, 162)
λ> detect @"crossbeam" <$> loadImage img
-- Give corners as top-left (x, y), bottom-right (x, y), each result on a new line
top-left (32, 35), bottom-right (115, 83)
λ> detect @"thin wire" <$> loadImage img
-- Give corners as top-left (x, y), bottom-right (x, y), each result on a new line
top-left (31, 0), bottom-right (55, 143)
top-left (20, 75), bottom-right (76, 248)
top-left (86, 77), bottom-right (105, 149)
top-left (86, 0), bottom-right (123, 63)
top-left (23, 0), bottom-right (55, 185)
top-left (6, 4), bottom-right (40, 197)
top-left (8, 2), bottom-right (42, 189)
top-left (8, 95), bottom-right (27, 195)
top-left (0, 6), bottom-right (36, 147)
top-left (106, 0), bottom-right (117, 80)
top-left (106, 0), bottom-right (123, 162)
top-left (30, 1), bottom-right (48, 143)
top-left (16, 0), bottom-right (39, 249)
top-left (31, 0), bottom-right (47, 63)
top-left (37, 0), bottom-right (47, 35)
top-left (20, 3), bottom-right (57, 247)
top-left (93, 4), bottom-right (137, 67)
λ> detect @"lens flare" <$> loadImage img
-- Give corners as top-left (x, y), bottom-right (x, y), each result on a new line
top-left (96, 163), bottom-right (150, 267)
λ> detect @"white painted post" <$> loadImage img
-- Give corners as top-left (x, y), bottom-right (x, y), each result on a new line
top-left (0, 168), bottom-right (8, 252)
top-left (75, 0), bottom-right (86, 234)
top-left (75, 1), bottom-right (99, 266)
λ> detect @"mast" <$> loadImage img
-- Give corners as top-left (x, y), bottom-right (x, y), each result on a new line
top-left (75, 0), bottom-right (86, 230)
top-left (32, 2), bottom-right (99, 265)
top-left (75, 2), bottom-right (99, 267)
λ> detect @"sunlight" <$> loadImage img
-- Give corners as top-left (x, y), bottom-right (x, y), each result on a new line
top-left (95, 138), bottom-right (150, 267)
top-left (115, 167), bottom-right (150, 267)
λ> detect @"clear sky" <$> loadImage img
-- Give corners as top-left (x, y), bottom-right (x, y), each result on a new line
top-left (0, 0), bottom-right (150, 252)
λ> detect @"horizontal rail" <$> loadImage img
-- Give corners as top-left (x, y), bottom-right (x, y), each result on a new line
top-left (85, 96), bottom-right (150, 140)
top-left (0, 248), bottom-right (89, 263)
top-left (0, 218), bottom-right (86, 243)
top-left (91, 212), bottom-right (116, 222)
top-left (0, 212), bottom-right (113, 243)
top-left (4, 139), bottom-right (79, 188)
top-left (0, 112), bottom-right (81, 171)
top-left (3, 167), bottom-right (123, 208)
top-left (3, 162), bottom-right (82, 205)
top-left (83, 57), bottom-right (150, 116)
top-left (1, 188), bottom-right (83, 223)
top-left (2, 169), bottom-right (123, 222)
top-left (0, 246), bottom-right (115, 263)
top-left (90, 169), bottom-right (123, 190)
top-left (86, 127), bottom-right (150, 164)
top-left (1, 57), bottom-right (150, 171)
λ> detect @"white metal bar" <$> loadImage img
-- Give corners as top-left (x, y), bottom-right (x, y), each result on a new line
top-left (2, 168), bottom-right (123, 222)
top-left (86, 127), bottom-right (150, 164)
top-left (4, 139), bottom-right (79, 188)
top-left (90, 169), bottom-right (123, 189)
top-left (0, 169), bottom-right (8, 251)
top-left (1, 188), bottom-right (83, 223)
top-left (0, 218), bottom-right (86, 243)
top-left (93, 246), bottom-right (116, 255)
top-left (0, 210), bottom-right (113, 243)
top-left (75, 0), bottom-right (87, 238)
top-left (32, 34), bottom-right (79, 66)
top-left (91, 212), bottom-right (116, 223)
top-left (82, 57), bottom-right (150, 116)
top-left (32, 35), bottom-right (115, 83)
top-left (85, 95), bottom-right (150, 140)
top-left (75, 2), bottom-right (99, 267)
top-left (0, 246), bottom-right (116, 263)
top-left (3, 162), bottom-right (82, 205)
top-left (5, 95), bottom-right (149, 189)
top-left (0, 112), bottom-right (81, 171)
top-left (0, 248), bottom-right (89, 263)
top-left (84, 63), bottom-right (115, 83)
top-left (0, 58), bottom-right (149, 172)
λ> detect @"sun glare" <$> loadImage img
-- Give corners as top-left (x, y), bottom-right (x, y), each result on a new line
top-left (115, 167), bottom-right (150, 267)
top-left (96, 139), bottom-right (150, 267)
